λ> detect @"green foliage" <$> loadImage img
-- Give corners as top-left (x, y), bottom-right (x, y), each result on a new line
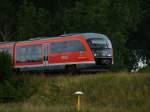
top-left (16, 0), bottom-right (51, 40)
top-left (0, 52), bottom-right (13, 79)
top-left (0, 0), bottom-right (15, 41)
top-left (125, 50), bottom-right (139, 71)
top-left (0, 75), bottom-right (38, 103)
top-left (0, 52), bottom-right (37, 103)
top-left (138, 66), bottom-right (150, 73)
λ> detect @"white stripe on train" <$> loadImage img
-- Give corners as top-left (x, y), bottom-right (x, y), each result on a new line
top-left (15, 61), bottom-right (95, 68)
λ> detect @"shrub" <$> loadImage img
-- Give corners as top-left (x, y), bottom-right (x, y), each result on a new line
top-left (0, 75), bottom-right (38, 103)
top-left (0, 52), bottom-right (37, 102)
top-left (138, 66), bottom-right (150, 73)
top-left (0, 52), bottom-right (14, 79)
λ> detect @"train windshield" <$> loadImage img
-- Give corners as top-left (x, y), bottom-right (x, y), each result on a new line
top-left (88, 38), bottom-right (108, 49)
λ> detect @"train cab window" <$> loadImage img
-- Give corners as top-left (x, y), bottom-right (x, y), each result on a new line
top-left (16, 44), bottom-right (42, 63)
top-left (88, 38), bottom-right (108, 49)
top-left (50, 40), bottom-right (86, 53)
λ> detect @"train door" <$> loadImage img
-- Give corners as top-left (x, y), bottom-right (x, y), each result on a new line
top-left (43, 44), bottom-right (49, 66)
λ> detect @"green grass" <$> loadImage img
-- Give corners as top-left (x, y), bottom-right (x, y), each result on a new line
top-left (0, 72), bottom-right (150, 112)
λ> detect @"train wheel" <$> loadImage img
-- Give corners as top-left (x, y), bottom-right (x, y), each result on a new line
top-left (65, 64), bottom-right (77, 73)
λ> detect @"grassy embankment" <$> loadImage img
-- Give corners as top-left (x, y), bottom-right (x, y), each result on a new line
top-left (0, 72), bottom-right (150, 112)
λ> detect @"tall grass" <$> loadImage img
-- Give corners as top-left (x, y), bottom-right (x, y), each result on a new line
top-left (0, 72), bottom-right (150, 112)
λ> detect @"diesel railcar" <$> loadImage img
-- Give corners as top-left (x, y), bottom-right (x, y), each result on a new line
top-left (0, 33), bottom-right (113, 71)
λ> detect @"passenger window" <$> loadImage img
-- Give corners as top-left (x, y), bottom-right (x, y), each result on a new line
top-left (50, 40), bottom-right (86, 53)
top-left (51, 42), bottom-right (65, 53)
top-left (16, 44), bottom-right (42, 63)
top-left (64, 40), bottom-right (86, 52)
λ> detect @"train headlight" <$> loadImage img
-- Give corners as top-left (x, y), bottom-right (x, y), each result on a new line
top-left (94, 53), bottom-right (97, 56)
top-left (101, 50), bottom-right (112, 56)
top-left (107, 50), bottom-right (112, 56)
top-left (101, 51), bottom-right (107, 56)
top-left (107, 54), bottom-right (111, 56)
top-left (92, 51), bottom-right (97, 56)
top-left (101, 52), bottom-right (107, 56)
top-left (92, 49), bottom-right (112, 57)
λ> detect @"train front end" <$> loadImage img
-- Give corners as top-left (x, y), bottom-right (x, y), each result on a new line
top-left (83, 33), bottom-right (113, 69)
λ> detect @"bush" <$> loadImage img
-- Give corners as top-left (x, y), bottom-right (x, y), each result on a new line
top-left (0, 52), bottom-right (14, 79)
top-left (0, 75), bottom-right (38, 103)
top-left (138, 66), bottom-right (150, 73)
top-left (0, 52), bottom-right (37, 102)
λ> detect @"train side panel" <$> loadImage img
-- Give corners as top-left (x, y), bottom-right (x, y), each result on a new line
top-left (48, 36), bottom-right (95, 65)
top-left (14, 36), bottom-right (95, 71)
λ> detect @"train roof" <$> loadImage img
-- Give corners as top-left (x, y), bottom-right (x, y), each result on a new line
top-left (60, 33), bottom-right (109, 40)
top-left (29, 37), bottom-right (50, 40)
top-left (82, 33), bottom-right (109, 39)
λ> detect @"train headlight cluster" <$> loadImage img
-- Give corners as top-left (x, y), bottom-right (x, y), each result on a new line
top-left (94, 53), bottom-right (97, 56)
top-left (93, 49), bottom-right (112, 57)
top-left (101, 50), bottom-right (112, 56)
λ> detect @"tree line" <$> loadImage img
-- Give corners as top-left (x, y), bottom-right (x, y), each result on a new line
top-left (0, 0), bottom-right (149, 71)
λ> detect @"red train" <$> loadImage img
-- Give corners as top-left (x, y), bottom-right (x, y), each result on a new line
top-left (0, 33), bottom-right (113, 71)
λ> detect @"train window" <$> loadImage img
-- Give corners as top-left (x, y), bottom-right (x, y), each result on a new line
top-left (51, 42), bottom-right (65, 53)
top-left (64, 40), bottom-right (86, 52)
top-left (16, 44), bottom-right (42, 63)
top-left (88, 38), bottom-right (108, 49)
top-left (50, 40), bottom-right (86, 53)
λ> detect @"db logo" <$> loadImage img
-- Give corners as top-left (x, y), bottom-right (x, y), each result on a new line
top-left (61, 56), bottom-right (68, 59)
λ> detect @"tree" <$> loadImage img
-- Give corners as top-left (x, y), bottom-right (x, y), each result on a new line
top-left (127, 0), bottom-right (150, 68)
top-left (0, 52), bottom-right (13, 80)
top-left (0, 0), bottom-right (16, 41)
top-left (16, 0), bottom-right (51, 40)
